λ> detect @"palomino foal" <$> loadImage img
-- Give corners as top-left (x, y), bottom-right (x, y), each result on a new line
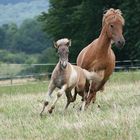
top-left (40, 38), bottom-right (101, 115)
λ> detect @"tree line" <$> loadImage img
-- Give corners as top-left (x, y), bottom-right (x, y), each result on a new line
top-left (0, 0), bottom-right (140, 65)
top-left (0, 18), bottom-right (54, 64)
top-left (39, 0), bottom-right (140, 63)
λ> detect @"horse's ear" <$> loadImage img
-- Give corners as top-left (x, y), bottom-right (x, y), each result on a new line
top-left (68, 39), bottom-right (71, 47)
top-left (53, 41), bottom-right (58, 48)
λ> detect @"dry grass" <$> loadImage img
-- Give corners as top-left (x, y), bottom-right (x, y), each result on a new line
top-left (0, 71), bottom-right (140, 140)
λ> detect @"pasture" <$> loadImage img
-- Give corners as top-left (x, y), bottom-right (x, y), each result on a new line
top-left (0, 71), bottom-right (140, 140)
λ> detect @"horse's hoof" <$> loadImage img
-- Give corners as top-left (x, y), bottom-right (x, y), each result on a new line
top-left (48, 109), bottom-right (53, 114)
top-left (98, 105), bottom-right (101, 108)
top-left (44, 101), bottom-right (49, 106)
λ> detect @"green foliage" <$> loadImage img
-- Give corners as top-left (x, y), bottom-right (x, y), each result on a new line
top-left (0, 18), bottom-right (52, 64)
top-left (39, 47), bottom-right (58, 63)
top-left (119, 0), bottom-right (140, 60)
top-left (1, 19), bottom-right (52, 54)
top-left (37, 47), bottom-right (58, 75)
top-left (39, 0), bottom-right (140, 62)
top-left (0, 50), bottom-right (38, 64)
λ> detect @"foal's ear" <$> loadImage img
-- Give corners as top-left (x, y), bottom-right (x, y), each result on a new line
top-left (53, 41), bottom-right (58, 48)
top-left (68, 39), bottom-right (71, 47)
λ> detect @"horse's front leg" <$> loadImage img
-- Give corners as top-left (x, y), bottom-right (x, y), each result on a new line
top-left (40, 81), bottom-right (55, 116)
top-left (48, 85), bottom-right (67, 114)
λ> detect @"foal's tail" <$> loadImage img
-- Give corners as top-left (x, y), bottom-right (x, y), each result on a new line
top-left (83, 69), bottom-right (102, 82)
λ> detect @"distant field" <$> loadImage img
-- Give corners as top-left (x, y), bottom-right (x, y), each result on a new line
top-left (0, 71), bottom-right (140, 140)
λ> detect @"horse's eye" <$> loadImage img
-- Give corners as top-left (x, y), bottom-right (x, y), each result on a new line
top-left (110, 24), bottom-right (114, 28)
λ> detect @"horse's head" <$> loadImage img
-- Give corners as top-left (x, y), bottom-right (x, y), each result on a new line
top-left (54, 38), bottom-right (71, 69)
top-left (102, 8), bottom-right (125, 48)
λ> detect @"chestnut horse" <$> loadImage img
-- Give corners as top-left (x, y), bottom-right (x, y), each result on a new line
top-left (40, 38), bottom-right (102, 115)
top-left (77, 8), bottom-right (125, 108)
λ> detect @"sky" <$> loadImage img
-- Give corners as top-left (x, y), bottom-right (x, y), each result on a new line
top-left (0, 0), bottom-right (32, 4)
top-left (0, 0), bottom-right (49, 25)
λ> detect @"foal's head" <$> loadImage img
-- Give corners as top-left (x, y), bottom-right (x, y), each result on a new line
top-left (102, 8), bottom-right (125, 48)
top-left (54, 38), bottom-right (71, 69)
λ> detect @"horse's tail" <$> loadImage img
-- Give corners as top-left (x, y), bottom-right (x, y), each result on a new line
top-left (83, 69), bottom-right (102, 82)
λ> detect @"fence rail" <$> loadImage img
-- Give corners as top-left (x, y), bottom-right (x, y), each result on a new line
top-left (0, 60), bottom-right (140, 85)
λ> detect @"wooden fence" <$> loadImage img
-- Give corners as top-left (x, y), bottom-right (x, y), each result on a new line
top-left (0, 60), bottom-right (139, 85)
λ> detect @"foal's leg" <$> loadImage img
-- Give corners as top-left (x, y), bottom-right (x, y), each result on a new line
top-left (65, 88), bottom-right (78, 109)
top-left (65, 90), bottom-right (73, 109)
top-left (72, 88), bottom-right (78, 102)
top-left (40, 81), bottom-right (55, 116)
top-left (48, 85), bottom-right (67, 113)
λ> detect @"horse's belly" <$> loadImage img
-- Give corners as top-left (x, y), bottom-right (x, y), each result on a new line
top-left (68, 66), bottom-right (78, 88)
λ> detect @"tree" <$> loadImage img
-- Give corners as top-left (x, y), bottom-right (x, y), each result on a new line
top-left (119, 0), bottom-right (140, 60)
top-left (14, 19), bottom-right (52, 54)
top-left (0, 27), bottom-right (5, 49)
top-left (0, 18), bottom-right (52, 64)
top-left (39, 0), bottom-right (140, 61)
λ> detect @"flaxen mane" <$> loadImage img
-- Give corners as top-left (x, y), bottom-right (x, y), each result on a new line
top-left (102, 8), bottom-right (125, 26)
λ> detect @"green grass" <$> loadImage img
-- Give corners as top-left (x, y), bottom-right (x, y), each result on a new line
top-left (0, 71), bottom-right (140, 140)
top-left (0, 81), bottom-right (49, 96)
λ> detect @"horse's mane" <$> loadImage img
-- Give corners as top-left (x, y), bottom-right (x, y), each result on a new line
top-left (102, 8), bottom-right (125, 26)
top-left (56, 38), bottom-right (69, 46)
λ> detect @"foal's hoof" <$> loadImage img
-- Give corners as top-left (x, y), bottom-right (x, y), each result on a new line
top-left (98, 104), bottom-right (101, 108)
top-left (48, 109), bottom-right (53, 114)
top-left (48, 106), bottom-right (55, 114)
top-left (44, 101), bottom-right (49, 106)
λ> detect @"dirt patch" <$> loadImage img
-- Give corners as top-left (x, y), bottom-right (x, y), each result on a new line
top-left (0, 78), bottom-right (35, 86)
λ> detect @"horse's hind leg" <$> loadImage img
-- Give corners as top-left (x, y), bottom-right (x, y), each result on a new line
top-left (65, 91), bottom-right (72, 109)
top-left (65, 89), bottom-right (77, 109)
top-left (85, 91), bottom-right (96, 109)
top-left (78, 89), bottom-right (88, 111)
top-left (71, 88), bottom-right (78, 102)
top-left (40, 81), bottom-right (55, 116)
top-left (66, 88), bottom-right (78, 109)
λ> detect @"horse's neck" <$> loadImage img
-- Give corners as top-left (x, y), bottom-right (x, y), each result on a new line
top-left (97, 26), bottom-right (111, 54)
top-left (58, 61), bottom-right (65, 73)
top-left (57, 61), bottom-right (70, 74)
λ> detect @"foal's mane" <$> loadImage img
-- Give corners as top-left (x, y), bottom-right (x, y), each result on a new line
top-left (102, 8), bottom-right (125, 26)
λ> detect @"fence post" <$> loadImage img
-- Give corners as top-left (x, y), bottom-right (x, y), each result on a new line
top-left (10, 77), bottom-right (13, 85)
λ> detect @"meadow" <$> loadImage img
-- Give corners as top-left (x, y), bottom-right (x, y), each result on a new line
top-left (0, 71), bottom-right (140, 140)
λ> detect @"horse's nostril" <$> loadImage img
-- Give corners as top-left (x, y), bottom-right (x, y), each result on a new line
top-left (118, 41), bottom-right (121, 44)
top-left (118, 40), bottom-right (125, 46)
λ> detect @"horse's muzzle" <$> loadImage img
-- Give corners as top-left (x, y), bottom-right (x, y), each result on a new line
top-left (115, 38), bottom-right (125, 49)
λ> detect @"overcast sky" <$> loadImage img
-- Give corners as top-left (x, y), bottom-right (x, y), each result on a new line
top-left (0, 0), bottom-right (39, 4)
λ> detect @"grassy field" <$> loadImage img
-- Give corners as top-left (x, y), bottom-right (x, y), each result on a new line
top-left (0, 71), bottom-right (140, 140)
